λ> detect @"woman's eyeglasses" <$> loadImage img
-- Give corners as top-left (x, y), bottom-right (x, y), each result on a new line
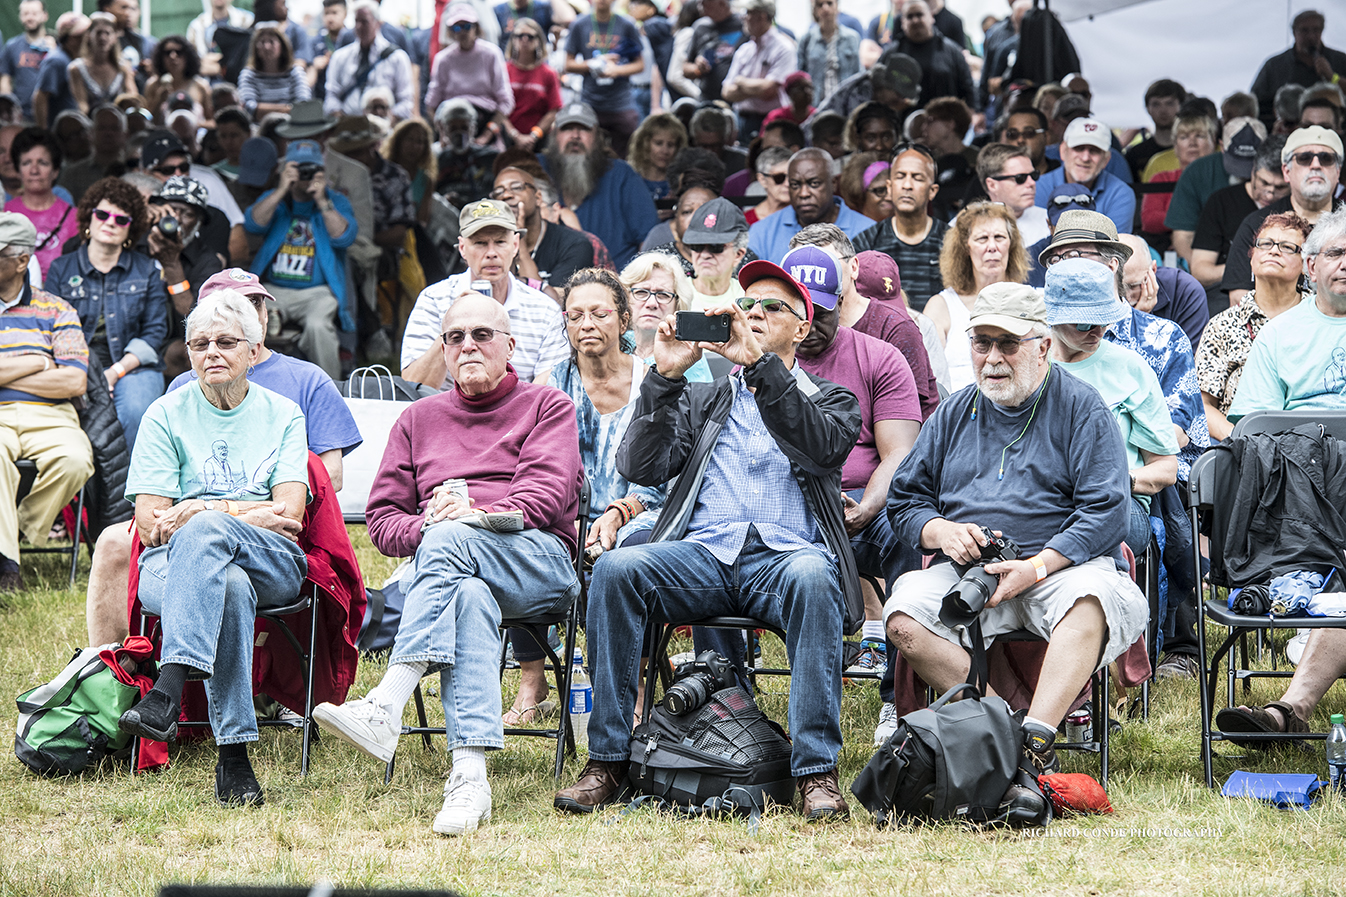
top-left (564, 308), bottom-right (616, 324)
top-left (988, 172), bottom-right (1035, 185)
top-left (164, 47), bottom-right (184, 57)
top-left (969, 335), bottom-right (1041, 356)
top-left (630, 287), bottom-right (676, 305)
top-left (760, 171), bottom-right (787, 185)
top-left (92, 208), bottom-right (132, 226)
top-left (738, 296), bottom-right (803, 319)
top-left (187, 336), bottom-right (245, 352)
top-left (442, 326), bottom-right (509, 346)
top-left (1254, 238), bottom-right (1302, 255)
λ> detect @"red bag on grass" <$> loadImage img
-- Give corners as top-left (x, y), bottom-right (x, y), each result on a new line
top-left (1038, 773), bottom-right (1113, 815)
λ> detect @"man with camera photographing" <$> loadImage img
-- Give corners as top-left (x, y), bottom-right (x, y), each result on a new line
top-left (144, 176), bottom-right (225, 381)
top-left (244, 139), bottom-right (358, 379)
top-left (554, 260), bottom-right (863, 821)
top-left (883, 282), bottom-right (1147, 811)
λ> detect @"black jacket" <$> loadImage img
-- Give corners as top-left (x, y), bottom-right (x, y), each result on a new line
top-left (1219, 423), bottom-right (1346, 587)
top-left (78, 353), bottom-right (133, 537)
top-left (616, 353), bottom-right (865, 634)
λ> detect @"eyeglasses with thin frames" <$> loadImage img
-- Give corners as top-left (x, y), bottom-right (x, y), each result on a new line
top-left (93, 208), bottom-right (132, 226)
top-left (1043, 247), bottom-right (1104, 267)
top-left (187, 336), bottom-right (247, 352)
top-left (490, 181), bottom-right (535, 199)
top-left (442, 326), bottom-right (509, 346)
top-left (1254, 239), bottom-right (1302, 255)
top-left (630, 287), bottom-right (676, 305)
top-left (969, 335), bottom-right (1041, 356)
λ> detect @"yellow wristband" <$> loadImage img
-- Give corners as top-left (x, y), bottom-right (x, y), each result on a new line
top-left (1031, 556), bottom-right (1047, 583)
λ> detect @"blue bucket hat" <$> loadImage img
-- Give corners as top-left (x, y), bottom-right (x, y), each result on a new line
top-left (780, 245), bottom-right (842, 311)
top-left (1043, 257), bottom-right (1130, 328)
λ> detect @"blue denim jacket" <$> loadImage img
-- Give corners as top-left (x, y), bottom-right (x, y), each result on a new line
top-left (796, 25), bottom-right (861, 97)
top-left (45, 246), bottom-right (168, 369)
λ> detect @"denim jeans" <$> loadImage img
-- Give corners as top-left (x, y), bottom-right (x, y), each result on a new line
top-left (586, 528), bottom-right (846, 777)
top-left (391, 521), bottom-right (578, 751)
top-left (138, 512), bottom-right (308, 744)
top-left (1125, 497), bottom-right (1151, 558)
top-left (113, 367), bottom-right (165, 455)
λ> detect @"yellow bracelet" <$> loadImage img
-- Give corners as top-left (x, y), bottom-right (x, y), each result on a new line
top-left (1031, 555), bottom-right (1047, 583)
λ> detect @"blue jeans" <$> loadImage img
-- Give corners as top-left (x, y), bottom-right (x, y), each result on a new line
top-left (1125, 497), bottom-right (1151, 558)
top-left (391, 522), bottom-right (578, 751)
top-left (138, 512), bottom-right (308, 744)
top-left (586, 528), bottom-right (846, 776)
top-left (113, 367), bottom-right (164, 455)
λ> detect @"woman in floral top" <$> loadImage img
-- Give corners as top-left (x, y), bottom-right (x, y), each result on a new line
top-left (1195, 212), bottom-right (1313, 441)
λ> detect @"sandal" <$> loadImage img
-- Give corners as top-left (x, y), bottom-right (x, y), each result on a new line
top-left (1216, 700), bottom-right (1310, 746)
top-left (503, 699), bottom-right (556, 727)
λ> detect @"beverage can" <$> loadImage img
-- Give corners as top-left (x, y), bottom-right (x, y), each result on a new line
top-left (1066, 709), bottom-right (1091, 743)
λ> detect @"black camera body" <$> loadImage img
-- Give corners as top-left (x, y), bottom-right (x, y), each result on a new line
top-left (939, 527), bottom-right (1021, 627)
top-left (296, 162), bottom-right (323, 180)
top-left (156, 215), bottom-right (179, 238)
top-left (663, 650), bottom-right (733, 715)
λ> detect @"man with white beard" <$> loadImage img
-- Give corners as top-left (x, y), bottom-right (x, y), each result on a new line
top-left (1221, 125), bottom-right (1344, 305)
top-left (539, 102), bottom-right (658, 268)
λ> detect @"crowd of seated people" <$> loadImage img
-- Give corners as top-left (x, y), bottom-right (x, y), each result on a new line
top-left (1, 0), bottom-right (1345, 845)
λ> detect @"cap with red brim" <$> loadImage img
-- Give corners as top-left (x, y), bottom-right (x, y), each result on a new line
top-left (737, 259), bottom-right (814, 323)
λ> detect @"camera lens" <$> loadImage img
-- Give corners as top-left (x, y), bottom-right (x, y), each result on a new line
top-left (157, 216), bottom-right (179, 237)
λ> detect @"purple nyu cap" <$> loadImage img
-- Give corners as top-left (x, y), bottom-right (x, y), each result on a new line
top-left (780, 245), bottom-right (843, 311)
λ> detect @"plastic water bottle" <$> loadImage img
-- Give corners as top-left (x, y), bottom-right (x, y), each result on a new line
top-left (569, 649), bottom-right (592, 748)
top-left (1327, 714), bottom-right (1346, 791)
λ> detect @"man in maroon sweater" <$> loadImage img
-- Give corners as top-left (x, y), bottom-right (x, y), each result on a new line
top-left (314, 294), bottom-right (581, 838)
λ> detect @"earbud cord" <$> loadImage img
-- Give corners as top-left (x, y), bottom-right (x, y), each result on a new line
top-left (970, 364), bottom-right (1053, 481)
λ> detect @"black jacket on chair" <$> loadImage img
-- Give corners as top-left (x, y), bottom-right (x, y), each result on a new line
top-left (1220, 423), bottom-right (1346, 587)
top-left (77, 353), bottom-right (133, 538)
top-left (615, 353), bottom-right (865, 635)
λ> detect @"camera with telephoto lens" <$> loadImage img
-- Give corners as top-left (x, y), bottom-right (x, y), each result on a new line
top-left (663, 650), bottom-right (733, 715)
top-left (296, 162), bottom-right (323, 180)
top-left (156, 215), bottom-right (179, 238)
top-left (939, 527), bottom-right (1021, 627)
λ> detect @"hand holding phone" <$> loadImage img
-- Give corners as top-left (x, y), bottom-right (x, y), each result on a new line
top-left (674, 310), bottom-right (731, 343)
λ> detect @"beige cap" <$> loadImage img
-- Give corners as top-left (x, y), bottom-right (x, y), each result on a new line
top-left (968, 283), bottom-right (1047, 337)
top-left (459, 199), bottom-right (523, 238)
top-left (0, 212), bottom-right (37, 252)
top-left (1282, 125), bottom-right (1344, 164)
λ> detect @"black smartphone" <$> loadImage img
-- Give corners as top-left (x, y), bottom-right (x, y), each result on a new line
top-left (675, 311), bottom-right (731, 343)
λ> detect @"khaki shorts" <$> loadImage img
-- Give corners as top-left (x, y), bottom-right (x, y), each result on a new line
top-left (882, 556), bottom-right (1148, 668)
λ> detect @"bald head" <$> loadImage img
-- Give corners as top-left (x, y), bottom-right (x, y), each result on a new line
top-left (444, 293), bottom-right (511, 333)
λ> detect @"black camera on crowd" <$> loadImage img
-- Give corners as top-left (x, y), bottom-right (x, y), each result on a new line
top-left (296, 162), bottom-right (323, 180)
top-left (156, 215), bottom-right (180, 238)
top-left (939, 527), bottom-right (1021, 628)
top-left (663, 650), bottom-right (734, 716)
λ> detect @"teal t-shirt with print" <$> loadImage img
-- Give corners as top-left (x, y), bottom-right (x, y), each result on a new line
top-left (126, 381), bottom-right (310, 503)
top-left (1229, 296), bottom-right (1346, 420)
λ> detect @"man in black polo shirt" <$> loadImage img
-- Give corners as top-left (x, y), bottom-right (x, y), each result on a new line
top-left (853, 144), bottom-right (947, 312)
top-left (490, 158), bottom-right (593, 300)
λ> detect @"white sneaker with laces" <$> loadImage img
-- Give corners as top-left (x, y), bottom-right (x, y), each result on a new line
top-left (433, 772), bottom-right (492, 836)
top-left (873, 702), bottom-right (899, 747)
top-left (846, 641), bottom-right (888, 676)
top-left (312, 697), bottom-right (400, 763)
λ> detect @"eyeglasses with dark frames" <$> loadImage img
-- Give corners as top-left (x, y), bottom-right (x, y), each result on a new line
top-left (969, 335), bottom-right (1041, 356)
top-left (155, 161), bottom-right (192, 176)
top-left (630, 287), bottom-right (677, 305)
top-left (1043, 247), bottom-right (1105, 267)
top-left (988, 172), bottom-right (1035, 185)
top-left (187, 336), bottom-right (246, 352)
top-left (1253, 238), bottom-right (1302, 255)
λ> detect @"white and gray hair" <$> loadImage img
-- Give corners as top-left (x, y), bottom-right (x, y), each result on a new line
top-left (1304, 207), bottom-right (1346, 259)
top-left (185, 288), bottom-right (264, 346)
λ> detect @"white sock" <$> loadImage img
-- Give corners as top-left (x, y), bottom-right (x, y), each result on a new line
top-left (366, 660), bottom-right (428, 720)
top-left (1023, 716), bottom-right (1057, 741)
top-left (862, 621), bottom-right (885, 643)
top-left (452, 745), bottom-right (487, 782)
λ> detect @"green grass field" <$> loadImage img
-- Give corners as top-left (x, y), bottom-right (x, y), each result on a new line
top-left (3, 534), bottom-right (1346, 897)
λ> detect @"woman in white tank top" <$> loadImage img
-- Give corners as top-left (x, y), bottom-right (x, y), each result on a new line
top-left (923, 202), bottom-right (1031, 391)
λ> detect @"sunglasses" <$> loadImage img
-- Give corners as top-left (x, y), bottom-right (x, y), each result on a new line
top-left (442, 326), bottom-right (508, 346)
top-left (164, 47), bottom-right (184, 57)
top-left (969, 335), bottom-right (1041, 356)
top-left (1047, 193), bottom-right (1096, 208)
top-left (893, 140), bottom-right (935, 160)
top-left (449, 22), bottom-right (474, 33)
top-left (1254, 238), bottom-right (1302, 255)
top-left (92, 208), bottom-right (132, 226)
top-left (490, 181), bottom-right (535, 198)
top-left (187, 336), bottom-right (245, 352)
top-left (738, 295), bottom-right (804, 319)
top-left (630, 287), bottom-right (676, 304)
top-left (156, 161), bottom-right (191, 176)
top-left (988, 172), bottom-right (1035, 185)
top-left (1290, 151), bottom-right (1340, 168)
top-left (760, 171), bottom-right (787, 184)
top-left (687, 243), bottom-right (729, 255)
top-left (514, 32), bottom-right (538, 41)
top-left (1001, 127), bottom-right (1044, 141)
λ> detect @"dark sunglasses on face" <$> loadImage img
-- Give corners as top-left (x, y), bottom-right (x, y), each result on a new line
top-left (156, 161), bottom-right (191, 176)
top-left (988, 171), bottom-right (1035, 185)
top-left (164, 47), bottom-right (184, 57)
top-left (187, 336), bottom-right (244, 352)
top-left (1001, 127), bottom-right (1044, 141)
top-left (92, 208), bottom-right (131, 226)
top-left (687, 243), bottom-right (729, 255)
top-left (442, 326), bottom-right (508, 346)
top-left (969, 334), bottom-right (1041, 356)
top-left (893, 140), bottom-right (935, 160)
top-left (761, 171), bottom-right (787, 184)
top-left (738, 295), bottom-right (804, 319)
top-left (449, 22), bottom-right (473, 33)
top-left (1291, 151), bottom-right (1340, 168)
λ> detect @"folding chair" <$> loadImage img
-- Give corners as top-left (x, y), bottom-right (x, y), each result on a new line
top-left (14, 459), bottom-right (90, 587)
top-left (385, 477), bottom-right (591, 784)
top-left (641, 616), bottom-right (789, 725)
top-left (1189, 409), bottom-right (1346, 787)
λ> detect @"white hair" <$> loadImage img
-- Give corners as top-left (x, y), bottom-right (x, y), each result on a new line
top-left (185, 288), bottom-right (264, 346)
top-left (1304, 206), bottom-right (1346, 259)
top-left (350, 0), bottom-right (380, 21)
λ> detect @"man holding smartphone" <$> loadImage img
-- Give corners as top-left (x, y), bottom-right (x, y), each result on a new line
top-left (555, 260), bottom-right (863, 821)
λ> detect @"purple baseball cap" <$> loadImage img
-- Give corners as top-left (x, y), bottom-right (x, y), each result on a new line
top-left (780, 245), bottom-right (843, 312)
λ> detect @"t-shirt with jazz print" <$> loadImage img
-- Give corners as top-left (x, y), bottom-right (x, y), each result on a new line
top-left (266, 203), bottom-right (327, 290)
top-left (126, 380), bottom-right (310, 505)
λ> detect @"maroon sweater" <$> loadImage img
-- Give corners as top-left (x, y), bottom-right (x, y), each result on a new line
top-left (366, 372), bottom-right (582, 560)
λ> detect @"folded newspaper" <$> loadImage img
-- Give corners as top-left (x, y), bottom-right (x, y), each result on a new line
top-left (421, 478), bottom-right (524, 533)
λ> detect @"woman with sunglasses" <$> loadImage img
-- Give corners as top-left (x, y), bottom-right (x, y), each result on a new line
top-left (67, 12), bottom-right (139, 118)
top-left (145, 36), bottom-right (214, 127)
top-left (503, 269), bottom-right (667, 727)
top-left (839, 152), bottom-right (893, 223)
top-left (426, 3), bottom-right (513, 144)
top-left (619, 251), bottom-right (713, 382)
top-left (628, 112), bottom-right (688, 202)
top-left (504, 17), bottom-right (561, 151)
top-left (4, 128), bottom-right (78, 281)
top-left (45, 177), bottom-right (167, 451)
top-left (1195, 212), bottom-right (1314, 442)
top-left (747, 145), bottom-right (792, 225)
top-left (118, 288), bottom-right (310, 809)
top-left (926, 201), bottom-right (1029, 390)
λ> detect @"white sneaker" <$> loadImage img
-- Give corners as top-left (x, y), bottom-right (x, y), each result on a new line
top-left (1287, 629), bottom-right (1310, 667)
top-left (312, 697), bottom-right (400, 763)
top-left (873, 702), bottom-right (899, 747)
top-left (433, 772), bottom-right (492, 836)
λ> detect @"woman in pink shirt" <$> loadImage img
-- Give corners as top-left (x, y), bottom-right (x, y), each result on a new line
top-left (4, 128), bottom-right (78, 280)
top-left (425, 2), bottom-right (514, 144)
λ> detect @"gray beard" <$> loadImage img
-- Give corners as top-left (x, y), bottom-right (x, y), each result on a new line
top-left (548, 146), bottom-right (606, 206)
top-left (1299, 181), bottom-right (1333, 204)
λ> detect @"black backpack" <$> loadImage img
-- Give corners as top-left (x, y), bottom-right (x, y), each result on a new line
top-left (628, 686), bottom-right (795, 817)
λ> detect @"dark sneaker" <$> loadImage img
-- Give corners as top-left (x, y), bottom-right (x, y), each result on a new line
top-left (797, 769), bottom-right (849, 821)
top-left (1023, 727), bottom-right (1060, 775)
top-left (215, 756), bottom-right (265, 807)
top-left (1155, 653), bottom-right (1200, 680)
top-left (554, 759), bottom-right (628, 814)
top-left (998, 782), bottom-right (1049, 826)
top-left (118, 689), bottom-right (179, 742)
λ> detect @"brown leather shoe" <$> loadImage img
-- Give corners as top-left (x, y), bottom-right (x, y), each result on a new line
top-left (798, 769), bottom-right (849, 820)
top-left (554, 759), bottom-right (628, 814)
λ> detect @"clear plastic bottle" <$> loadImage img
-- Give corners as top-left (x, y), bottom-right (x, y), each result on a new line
top-left (569, 649), bottom-right (592, 748)
top-left (1327, 713), bottom-right (1346, 791)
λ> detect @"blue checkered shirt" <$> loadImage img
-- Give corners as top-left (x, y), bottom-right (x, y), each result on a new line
top-left (685, 367), bottom-right (825, 564)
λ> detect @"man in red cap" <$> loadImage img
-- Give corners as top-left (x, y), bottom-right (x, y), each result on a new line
top-left (555, 260), bottom-right (862, 821)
